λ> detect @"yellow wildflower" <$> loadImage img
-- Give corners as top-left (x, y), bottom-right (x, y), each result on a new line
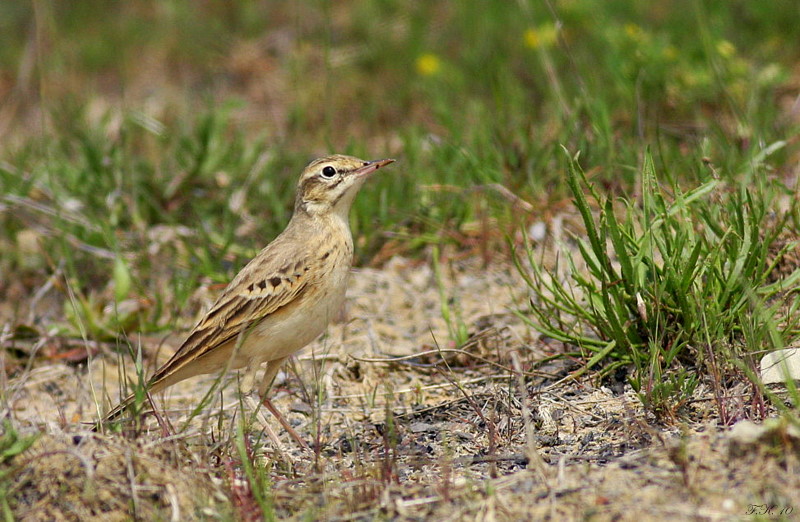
top-left (621, 23), bottom-right (653, 46)
top-left (416, 54), bottom-right (441, 76)
top-left (524, 23), bottom-right (558, 49)
top-left (624, 23), bottom-right (643, 40)
top-left (662, 45), bottom-right (678, 61)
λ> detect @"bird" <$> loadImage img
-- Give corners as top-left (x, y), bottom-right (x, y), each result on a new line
top-left (99, 154), bottom-right (395, 439)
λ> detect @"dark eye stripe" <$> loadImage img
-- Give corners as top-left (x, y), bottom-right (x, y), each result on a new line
top-left (301, 171), bottom-right (344, 196)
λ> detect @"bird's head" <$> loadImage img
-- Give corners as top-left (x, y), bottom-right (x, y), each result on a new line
top-left (294, 155), bottom-right (395, 217)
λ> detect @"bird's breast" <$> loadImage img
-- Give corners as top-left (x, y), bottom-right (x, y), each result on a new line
top-left (238, 249), bottom-right (352, 365)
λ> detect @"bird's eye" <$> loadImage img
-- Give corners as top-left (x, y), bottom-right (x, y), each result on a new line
top-left (321, 166), bottom-right (337, 178)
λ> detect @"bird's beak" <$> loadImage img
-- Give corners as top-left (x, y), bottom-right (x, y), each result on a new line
top-left (353, 158), bottom-right (395, 177)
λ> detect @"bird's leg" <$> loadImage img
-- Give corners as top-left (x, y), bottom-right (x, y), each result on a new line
top-left (232, 361), bottom-right (283, 451)
top-left (261, 397), bottom-right (309, 452)
top-left (244, 395), bottom-right (286, 452)
top-left (257, 357), bottom-right (287, 397)
top-left (256, 358), bottom-right (310, 451)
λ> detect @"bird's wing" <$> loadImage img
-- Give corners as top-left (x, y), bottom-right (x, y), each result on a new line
top-left (147, 244), bottom-right (316, 386)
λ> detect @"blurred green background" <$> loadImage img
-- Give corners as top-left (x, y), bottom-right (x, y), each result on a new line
top-left (1, 0), bottom-right (799, 335)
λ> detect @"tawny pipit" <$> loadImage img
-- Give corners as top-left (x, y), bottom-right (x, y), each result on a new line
top-left (101, 154), bottom-right (394, 428)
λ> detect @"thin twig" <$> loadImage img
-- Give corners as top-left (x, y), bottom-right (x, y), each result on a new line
top-left (351, 348), bottom-right (561, 379)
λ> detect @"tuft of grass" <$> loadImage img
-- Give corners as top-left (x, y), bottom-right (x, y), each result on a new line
top-left (0, 418), bottom-right (39, 518)
top-left (432, 246), bottom-right (470, 348)
top-left (515, 147), bottom-right (800, 418)
top-left (231, 415), bottom-right (275, 521)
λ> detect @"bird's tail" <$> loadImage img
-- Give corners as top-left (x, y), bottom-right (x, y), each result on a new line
top-left (92, 393), bottom-right (135, 431)
top-left (92, 387), bottom-right (155, 431)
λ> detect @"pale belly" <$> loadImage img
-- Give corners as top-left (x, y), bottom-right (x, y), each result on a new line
top-left (233, 265), bottom-right (350, 367)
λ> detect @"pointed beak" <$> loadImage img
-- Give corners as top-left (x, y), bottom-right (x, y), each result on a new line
top-left (353, 158), bottom-right (395, 177)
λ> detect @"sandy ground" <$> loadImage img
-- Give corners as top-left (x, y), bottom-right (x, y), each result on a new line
top-left (2, 256), bottom-right (799, 520)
